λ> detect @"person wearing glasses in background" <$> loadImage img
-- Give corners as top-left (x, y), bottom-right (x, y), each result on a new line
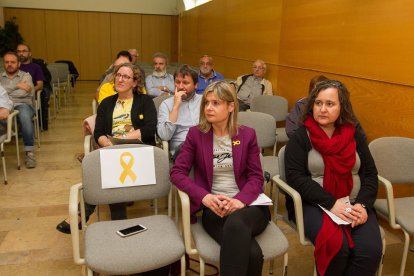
top-left (236, 59), bottom-right (273, 111)
top-left (128, 48), bottom-right (146, 85)
top-left (196, 55), bottom-right (224, 94)
top-left (145, 52), bottom-right (175, 97)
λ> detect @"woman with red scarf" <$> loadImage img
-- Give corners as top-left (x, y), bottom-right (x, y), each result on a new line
top-left (285, 80), bottom-right (382, 276)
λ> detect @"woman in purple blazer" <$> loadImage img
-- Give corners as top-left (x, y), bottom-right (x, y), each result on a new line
top-left (170, 81), bottom-right (269, 276)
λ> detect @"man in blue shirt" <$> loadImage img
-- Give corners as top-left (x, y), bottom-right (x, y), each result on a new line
top-left (196, 55), bottom-right (224, 94)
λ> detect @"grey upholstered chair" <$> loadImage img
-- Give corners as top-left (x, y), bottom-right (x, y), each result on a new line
top-left (369, 137), bottom-right (414, 276)
top-left (69, 144), bottom-right (185, 276)
top-left (177, 189), bottom-right (288, 276)
top-left (238, 111), bottom-right (278, 197)
top-left (250, 95), bottom-right (289, 145)
top-left (273, 146), bottom-right (386, 276)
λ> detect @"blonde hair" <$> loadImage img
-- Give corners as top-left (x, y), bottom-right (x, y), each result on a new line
top-left (198, 81), bottom-right (239, 137)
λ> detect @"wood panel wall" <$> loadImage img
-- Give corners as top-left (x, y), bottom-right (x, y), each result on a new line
top-left (3, 8), bottom-right (178, 80)
top-left (179, 0), bottom-right (414, 141)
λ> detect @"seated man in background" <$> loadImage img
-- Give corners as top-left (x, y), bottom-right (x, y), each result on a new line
top-left (95, 52), bottom-right (132, 104)
top-left (0, 84), bottom-right (14, 137)
top-left (128, 48), bottom-right (146, 85)
top-left (0, 52), bottom-right (36, 168)
top-left (16, 44), bottom-right (50, 131)
top-left (146, 52), bottom-right (175, 97)
top-left (236, 59), bottom-right (273, 111)
top-left (196, 55), bottom-right (224, 94)
top-left (157, 65), bottom-right (202, 158)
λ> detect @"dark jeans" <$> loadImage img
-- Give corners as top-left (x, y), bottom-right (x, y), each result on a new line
top-left (41, 88), bottom-right (50, 130)
top-left (303, 203), bottom-right (382, 276)
top-left (83, 202), bottom-right (127, 220)
top-left (202, 205), bottom-right (270, 276)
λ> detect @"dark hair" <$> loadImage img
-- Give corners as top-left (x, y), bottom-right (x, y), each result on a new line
top-left (116, 50), bottom-right (132, 62)
top-left (302, 80), bottom-right (356, 126)
top-left (3, 51), bottom-right (19, 60)
top-left (308, 75), bottom-right (329, 94)
top-left (17, 43), bottom-right (31, 52)
top-left (173, 64), bottom-right (198, 85)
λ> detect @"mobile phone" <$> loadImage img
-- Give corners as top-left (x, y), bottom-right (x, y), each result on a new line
top-left (116, 224), bottom-right (147, 237)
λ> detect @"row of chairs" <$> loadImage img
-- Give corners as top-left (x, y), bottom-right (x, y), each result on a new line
top-left (1, 61), bottom-right (75, 184)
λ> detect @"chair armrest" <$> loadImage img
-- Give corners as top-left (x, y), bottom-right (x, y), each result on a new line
top-left (92, 99), bottom-right (97, 115)
top-left (69, 183), bottom-right (85, 265)
top-left (83, 135), bottom-right (91, 155)
top-left (377, 175), bottom-right (401, 230)
top-left (176, 188), bottom-right (198, 255)
top-left (273, 175), bottom-right (311, 246)
top-left (5, 110), bottom-right (19, 143)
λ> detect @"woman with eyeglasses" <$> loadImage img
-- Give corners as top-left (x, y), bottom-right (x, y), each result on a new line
top-left (56, 63), bottom-right (157, 235)
top-left (95, 63), bottom-right (157, 148)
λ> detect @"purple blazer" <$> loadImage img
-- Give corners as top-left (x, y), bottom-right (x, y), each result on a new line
top-left (170, 125), bottom-right (264, 217)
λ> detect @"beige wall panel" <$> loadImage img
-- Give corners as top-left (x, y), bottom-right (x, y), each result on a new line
top-left (44, 10), bottom-right (79, 67)
top-left (277, 67), bottom-right (414, 141)
top-left (225, 0), bottom-right (282, 63)
top-left (78, 12), bottom-right (111, 80)
top-left (110, 13), bottom-right (142, 60)
top-left (141, 15), bottom-right (178, 63)
top-left (178, 10), bottom-right (199, 56)
top-left (279, 0), bottom-right (414, 85)
top-left (179, 0), bottom-right (282, 89)
top-left (4, 8), bottom-right (47, 58)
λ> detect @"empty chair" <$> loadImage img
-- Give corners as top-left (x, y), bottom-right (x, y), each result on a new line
top-left (369, 137), bottom-right (414, 276)
top-left (273, 146), bottom-right (386, 276)
top-left (69, 144), bottom-right (185, 275)
top-left (46, 64), bottom-right (60, 117)
top-left (250, 95), bottom-right (289, 145)
top-left (238, 111), bottom-right (278, 197)
top-left (1, 110), bottom-right (20, 184)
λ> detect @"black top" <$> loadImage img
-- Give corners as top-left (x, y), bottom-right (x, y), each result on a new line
top-left (94, 92), bottom-right (157, 145)
top-left (285, 126), bottom-right (378, 212)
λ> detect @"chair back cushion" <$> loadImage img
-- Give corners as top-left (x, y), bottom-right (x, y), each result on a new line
top-left (369, 137), bottom-right (414, 183)
top-left (238, 111), bottom-right (276, 148)
top-left (250, 95), bottom-right (288, 122)
top-left (82, 144), bottom-right (170, 204)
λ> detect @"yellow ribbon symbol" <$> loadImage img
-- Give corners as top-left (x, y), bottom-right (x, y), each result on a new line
top-left (232, 140), bottom-right (240, 146)
top-left (119, 152), bottom-right (137, 184)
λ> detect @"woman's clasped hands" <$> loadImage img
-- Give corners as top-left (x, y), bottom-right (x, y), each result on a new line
top-left (202, 194), bottom-right (245, 217)
top-left (331, 200), bottom-right (368, 228)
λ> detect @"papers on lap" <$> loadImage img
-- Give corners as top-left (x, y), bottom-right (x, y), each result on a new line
top-left (318, 196), bottom-right (352, 225)
top-left (249, 193), bottom-right (273, 206)
top-left (108, 136), bottom-right (142, 145)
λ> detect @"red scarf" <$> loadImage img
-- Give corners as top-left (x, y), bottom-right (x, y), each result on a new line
top-left (303, 116), bottom-right (356, 276)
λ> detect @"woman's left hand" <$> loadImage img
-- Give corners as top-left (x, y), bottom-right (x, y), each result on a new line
top-left (350, 203), bottom-right (368, 228)
top-left (220, 197), bottom-right (245, 216)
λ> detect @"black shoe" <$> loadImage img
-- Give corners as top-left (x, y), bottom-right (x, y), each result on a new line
top-left (56, 216), bottom-right (89, 234)
top-left (126, 201), bottom-right (134, 207)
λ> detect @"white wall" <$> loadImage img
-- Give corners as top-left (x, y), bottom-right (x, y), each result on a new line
top-left (0, 0), bottom-right (185, 15)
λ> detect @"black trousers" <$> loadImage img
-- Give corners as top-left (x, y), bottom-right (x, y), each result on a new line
top-left (40, 87), bottom-right (50, 130)
top-left (303, 203), bottom-right (382, 276)
top-left (202, 205), bottom-right (270, 276)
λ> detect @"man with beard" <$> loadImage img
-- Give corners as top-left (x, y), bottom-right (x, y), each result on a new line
top-left (0, 52), bottom-right (36, 168)
top-left (145, 52), bottom-right (175, 97)
top-left (196, 55), bottom-right (224, 94)
top-left (157, 65), bottom-right (201, 158)
top-left (17, 44), bottom-right (50, 131)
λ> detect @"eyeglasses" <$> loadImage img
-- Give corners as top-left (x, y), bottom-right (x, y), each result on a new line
top-left (252, 66), bottom-right (264, 70)
top-left (115, 73), bottom-right (134, 81)
top-left (200, 62), bottom-right (212, 66)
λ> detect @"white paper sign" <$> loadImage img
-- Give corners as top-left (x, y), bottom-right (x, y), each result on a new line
top-left (100, 147), bottom-right (156, 189)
